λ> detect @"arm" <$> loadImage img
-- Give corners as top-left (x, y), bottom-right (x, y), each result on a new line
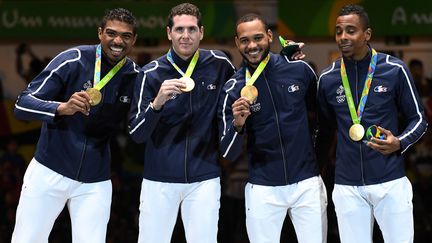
top-left (368, 59), bottom-right (428, 154)
top-left (14, 48), bottom-right (90, 123)
top-left (128, 61), bottom-right (186, 143)
top-left (218, 78), bottom-right (248, 162)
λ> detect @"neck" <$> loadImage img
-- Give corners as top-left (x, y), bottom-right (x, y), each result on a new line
top-left (347, 45), bottom-right (369, 61)
top-left (172, 46), bottom-right (194, 61)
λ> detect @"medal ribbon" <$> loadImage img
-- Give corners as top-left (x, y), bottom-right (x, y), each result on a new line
top-left (245, 54), bottom-right (270, 86)
top-left (93, 44), bottom-right (126, 90)
top-left (167, 49), bottom-right (199, 78)
top-left (340, 48), bottom-right (377, 125)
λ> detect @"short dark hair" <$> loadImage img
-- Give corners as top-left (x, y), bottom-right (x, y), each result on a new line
top-left (100, 8), bottom-right (137, 35)
top-left (235, 13), bottom-right (269, 37)
top-left (167, 3), bottom-right (202, 29)
top-left (339, 4), bottom-right (369, 30)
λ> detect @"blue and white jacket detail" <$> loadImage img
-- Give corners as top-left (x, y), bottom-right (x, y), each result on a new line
top-left (128, 49), bottom-right (235, 183)
top-left (219, 53), bottom-right (319, 186)
top-left (14, 45), bottom-right (139, 183)
top-left (317, 48), bottom-right (428, 186)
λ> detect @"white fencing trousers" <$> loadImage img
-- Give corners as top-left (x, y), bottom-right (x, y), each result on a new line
top-left (11, 158), bottom-right (112, 243)
top-left (138, 177), bottom-right (221, 243)
top-left (333, 177), bottom-right (414, 243)
top-left (245, 176), bottom-right (328, 243)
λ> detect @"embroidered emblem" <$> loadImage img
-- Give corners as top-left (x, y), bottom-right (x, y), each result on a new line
top-left (374, 85), bottom-right (388, 93)
top-left (250, 102), bottom-right (261, 112)
top-left (336, 85), bottom-right (345, 103)
top-left (288, 84), bottom-right (300, 93)
top-left (119, 96), bottom-right (131, 103)
top-left (207, 84), bottom-right (216, 90)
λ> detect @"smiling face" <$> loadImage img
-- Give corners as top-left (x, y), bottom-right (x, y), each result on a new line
top-left (98, 19), bottom-right (136, 65)
top-left (167, 14), bottom-right (203, 60)
top-left (235, 19), bottom-right (272, 68)
top-left (335, 14), bottom-right (371, 61)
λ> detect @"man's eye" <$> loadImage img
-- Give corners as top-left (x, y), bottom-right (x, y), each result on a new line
top-left (122, 34), bottom-right (132, 40)
top-left (188, 27), bottom-right (197, 33)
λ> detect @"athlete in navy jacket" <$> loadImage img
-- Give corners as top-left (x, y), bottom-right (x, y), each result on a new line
top-left (12, 8), bottom-right (138, 243)
top-left (219, 14), bottom-right (327, 243)
top-left (317, 5), bottom-right (427, 243)
top-left (128, 3), bottom-right (235, 243)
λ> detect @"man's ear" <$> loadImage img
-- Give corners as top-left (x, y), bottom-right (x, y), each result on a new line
top-left (365, 28), bottom-right (372, 42)
top-left (166, 26), bottom-right (172, 41)
top-left (268, 29), bottom-right (273, 43)
top-left (98, 27), bottom-right (103, 41)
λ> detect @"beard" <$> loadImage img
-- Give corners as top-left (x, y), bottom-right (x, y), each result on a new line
top-left (240, 46), bottom-right (270, 68)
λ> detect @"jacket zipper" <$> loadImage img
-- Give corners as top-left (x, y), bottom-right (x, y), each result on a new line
top-left (264, 73), bottom-right (289, 184)
top-left (75, 137), bottom-right (88, 180)
top-left (355, 61), bottom-right (366, 185)
top-left (184, 92), bottom-right (192, 183)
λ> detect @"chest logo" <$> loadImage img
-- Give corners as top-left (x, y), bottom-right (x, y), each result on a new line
top-left (119, 96), bottom-right (131, 103)
top-left (207, 83), bottom-right (217, 90)
top-left (336, 85), bottom-right (346, 103)
top-left (83, 80), bottom-right (92, 90)
top-left (288, 84), bottom-right (300, 93)
top-left (250, 102), bottom-right (261, 113)
top-left (374, 85), bottom-right (388, 93)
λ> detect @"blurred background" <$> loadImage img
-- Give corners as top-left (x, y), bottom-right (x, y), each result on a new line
top-left (0, 0), bottom-right (431, 242)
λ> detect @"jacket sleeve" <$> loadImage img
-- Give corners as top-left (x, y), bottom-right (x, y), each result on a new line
top-left (128, 61), bottom-right (163, 144)
top-left (392, 58), bottom-right (428, 153)
top-left (13, 48), bottom-right (80, 124)
top-left (218, 78), bottom-right (246, 162)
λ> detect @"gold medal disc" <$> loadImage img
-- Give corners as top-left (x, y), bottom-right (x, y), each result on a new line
top-left (349, 124), bottom-right (365, 141)
top-left (180, 76), bottom-right (195, 92)
top-left (240, 85), bottom-right (258, 102)
top-left (86, 88), bottom-right (102, 106)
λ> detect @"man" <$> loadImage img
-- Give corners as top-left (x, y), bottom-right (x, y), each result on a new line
top-left (317, 4), bottom-right (428, 243)
top-left (12, 8), bottom-right (138, 243)
top-left (219, 14), bottom-right (327, 243)
top-left (128, 3), bottom-right (235, 243)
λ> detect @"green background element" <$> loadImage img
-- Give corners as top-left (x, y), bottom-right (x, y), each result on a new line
top-left (1, 0), bottom-right (431, 39)
top-left (278, 0), bottom-right (432, 37)
top-left (0, 1), bottom-right (236, 39)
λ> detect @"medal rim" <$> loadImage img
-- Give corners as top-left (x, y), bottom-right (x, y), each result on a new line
top-left (349, 124), bottom-right (365, 141)
top-left (180, 76), bottom-right (195, 92)
top-left (240, 85), bottom-right (258, 102)
top-left (86, 87), bottom-right (102, 106)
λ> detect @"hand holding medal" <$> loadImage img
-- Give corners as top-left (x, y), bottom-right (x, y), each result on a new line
top-left (86, 87), bottom-right (102, 106)
top-left (240, 54), bottom-right (270, 103)
top-left (180, 76), bottom-right (195, 92)
top-left (240, 85), bottom-right (258, 103)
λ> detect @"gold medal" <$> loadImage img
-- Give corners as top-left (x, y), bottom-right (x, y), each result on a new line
top-left (240, 85), bottom-right (258, 102)
top-left (86, 87), bottom-right (102, 106)
top-left (180, 76), bottom-right (195, 92)
top-left (349, 124), bottom-right (365, 141)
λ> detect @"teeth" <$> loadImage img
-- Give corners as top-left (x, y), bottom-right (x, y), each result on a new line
top-left (110, 47), bottom-right (123, 52)
top-left (249, 50), bottom-right (259, 55)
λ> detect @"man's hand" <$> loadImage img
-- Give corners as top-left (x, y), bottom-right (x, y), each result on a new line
top-left (57, 91), bottom-right (91, 116)
top-left (232, 97), bottom-right (252, 132)
top-left (291, 42), bottom-right (305, 60)
top-left (152, 79), bottom-right (186, 110)
top-left (367, 126), bottom-right (400, 155)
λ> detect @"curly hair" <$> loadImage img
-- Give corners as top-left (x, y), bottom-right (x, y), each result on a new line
top-left (100, 8), bottom-right (137, 34)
